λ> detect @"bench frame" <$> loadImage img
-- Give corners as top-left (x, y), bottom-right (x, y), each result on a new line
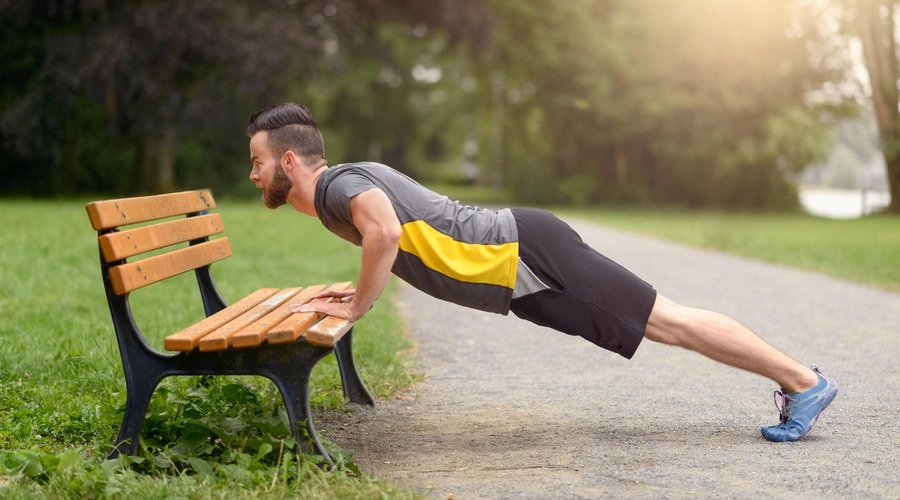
top-left (90, 192), bottom-right (374, 466)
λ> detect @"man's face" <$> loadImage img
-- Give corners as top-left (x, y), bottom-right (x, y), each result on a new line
top-left (249, 131), bottom-right (293, 209)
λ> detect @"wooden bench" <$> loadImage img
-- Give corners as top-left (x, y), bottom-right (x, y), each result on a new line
top-left (86, 189), bottom-right (374, 465)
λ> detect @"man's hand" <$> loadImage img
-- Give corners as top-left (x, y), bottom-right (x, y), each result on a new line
top-left (293, 288), bottom-right (363, 321)
top-left (312, 288), bottom-right (356, 302)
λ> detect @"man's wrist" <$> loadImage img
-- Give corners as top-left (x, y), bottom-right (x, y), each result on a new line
top-left (348, 303), bottom-right (374, 322)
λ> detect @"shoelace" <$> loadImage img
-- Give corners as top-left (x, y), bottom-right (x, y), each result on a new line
top-left (773, 391), bottom-right (794, 424)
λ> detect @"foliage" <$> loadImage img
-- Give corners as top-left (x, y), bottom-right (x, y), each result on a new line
top-left (0, 446), bottom-right (416, 499)
top-left (791, 0), bottom-right (900, 212)
top-left (1, 0), bottom-right (879, 210)
top-left (481, 0), bottom-right (839, 208)
top-left (0, 0), bottom-right (490, 196)
top-left (0, 199), bottom-right (420, 498)
top-left (839, 0), bottom-right (900, 212)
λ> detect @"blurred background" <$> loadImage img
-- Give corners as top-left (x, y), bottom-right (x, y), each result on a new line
top-left (1, 0), bottom-right (897, 216)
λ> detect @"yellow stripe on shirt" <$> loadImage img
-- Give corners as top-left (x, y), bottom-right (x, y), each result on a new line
top-left (398, 220), bottom-right (518, 289)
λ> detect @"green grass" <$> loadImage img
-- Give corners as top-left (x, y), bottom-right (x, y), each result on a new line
top-left (558, 208), bottom-right (900, 292)
top-left (0, 198), bottom-right (422, 498)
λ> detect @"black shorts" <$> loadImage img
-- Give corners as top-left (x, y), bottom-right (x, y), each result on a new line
top-left (510, 208), bottom-right (657, 359)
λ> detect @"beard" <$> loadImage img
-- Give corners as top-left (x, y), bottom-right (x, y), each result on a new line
top-left (263, 160), bottom-right (293, 209)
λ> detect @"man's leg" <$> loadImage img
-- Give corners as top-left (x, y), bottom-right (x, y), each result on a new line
top-left (642, 291), bottom-right (839, 442)
top-left (644, 294), bottom-right (818, 392)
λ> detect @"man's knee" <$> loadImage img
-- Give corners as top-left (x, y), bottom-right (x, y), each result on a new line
top-left (644, 294), bottom-right (690, 346)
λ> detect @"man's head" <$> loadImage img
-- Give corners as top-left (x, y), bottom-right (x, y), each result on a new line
top-left (247, 103), bottom-right (326, 210)
top-left (247, 103), bottom-right (325, 168)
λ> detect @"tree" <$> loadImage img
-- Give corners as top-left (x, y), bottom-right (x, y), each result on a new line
top-left (1, 0), bottom-right (845, 209)
top-left (478, 0), bottom-right (834, 208)
top-left (0, 0), bottom-right (491, 196)
top-left (0, 1), bottom-right (329, 194)
top-left (853, 0), bottom-right (900, 212)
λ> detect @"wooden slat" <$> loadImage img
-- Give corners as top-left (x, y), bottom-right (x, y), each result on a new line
top-left (86, 189), bottom-right (215, 230)
top-left (164, 288), bottom-right (279, 351)
top-left (267, 282), bottom-right (354, 345)
top-left (99, 213), bottom-right (225, 261)
top-left (305, 316), bottom-right (355, 347)
top-left (230, 284), bottom-right (328, 349)
top-left (198, 288), bottom-right (303, 351)
top-left (108, 238), bottom-right (232, 295)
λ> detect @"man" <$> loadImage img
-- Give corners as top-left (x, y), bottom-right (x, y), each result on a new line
top-left (247, 102), bottom-right (837, 442)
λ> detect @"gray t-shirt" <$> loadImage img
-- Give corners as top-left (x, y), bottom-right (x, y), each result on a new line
top-left (315, 162), bottom-right (541, 314)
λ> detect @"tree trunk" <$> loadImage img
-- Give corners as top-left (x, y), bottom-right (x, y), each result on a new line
top-left (138, 131), bottom-right (176, 194)
top-left (856, 0), bottom-right (900, 213)
top-left (156, 134), bottom-right (175, 192)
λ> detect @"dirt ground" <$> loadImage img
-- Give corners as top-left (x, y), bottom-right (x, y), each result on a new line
top-left (324, 219), bottom-right (900, 499)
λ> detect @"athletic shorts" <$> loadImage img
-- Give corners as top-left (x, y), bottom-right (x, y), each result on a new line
top-left (509, 208), bottom-right (657, 359)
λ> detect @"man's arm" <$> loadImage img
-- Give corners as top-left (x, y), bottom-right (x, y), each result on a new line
top-left (296, 188), bottom-right (401, 321)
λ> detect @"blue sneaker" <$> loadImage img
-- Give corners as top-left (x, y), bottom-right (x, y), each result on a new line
top-left (760, 365), bottom-right (838, 442)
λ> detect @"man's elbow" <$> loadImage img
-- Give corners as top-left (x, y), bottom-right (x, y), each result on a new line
top-left (383, 224), bottom-right (402, 247)
top-left (368, 224), bottom-right (401, 249)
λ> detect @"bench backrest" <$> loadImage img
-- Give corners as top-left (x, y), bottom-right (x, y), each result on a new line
top-left (86, 189), bottom-right (231, 296)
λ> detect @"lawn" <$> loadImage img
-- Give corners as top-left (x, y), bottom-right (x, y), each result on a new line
top-left (0, 198), bottom-right (421, 498)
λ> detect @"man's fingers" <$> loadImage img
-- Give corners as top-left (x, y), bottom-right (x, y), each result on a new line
top-left (292, 302), bottom-right (353, 320)
top-left (313, 288), bottom-right (356, 299)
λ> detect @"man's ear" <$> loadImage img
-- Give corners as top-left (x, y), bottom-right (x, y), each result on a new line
top-left (282, 150), bottom-right (296, 171)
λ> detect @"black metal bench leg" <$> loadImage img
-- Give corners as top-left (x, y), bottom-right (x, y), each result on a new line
top-left (267, 350), bottom-right (334, 467)
top-left (334, 329), bottom-right (376, 406)
top-left (108, 375), bottom-right (163, 459)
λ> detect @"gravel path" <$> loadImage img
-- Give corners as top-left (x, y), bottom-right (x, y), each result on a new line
top-left (327, 218), bottom-right (900, 499)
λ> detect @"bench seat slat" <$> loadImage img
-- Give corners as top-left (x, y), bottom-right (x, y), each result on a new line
top-left (305, 316), bottom-right (355, 347)
top-left (230, 284), bottom-right (328, 349)
top-left (109, 238), bottom-right (232, 295)
top-left (99, 214), bottom-right (225, 262)
top-left (267, 282), bottom-right (354, 345)
top-left (87, 189), bottom-right (215, 230)
top-left (164, 288), bottom-right (279, 351)
top-left (198, 287), bottom-right (303, 351)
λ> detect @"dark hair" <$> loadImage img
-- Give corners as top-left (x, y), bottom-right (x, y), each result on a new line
top-left (247, 103), bottom-right (325, 166)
